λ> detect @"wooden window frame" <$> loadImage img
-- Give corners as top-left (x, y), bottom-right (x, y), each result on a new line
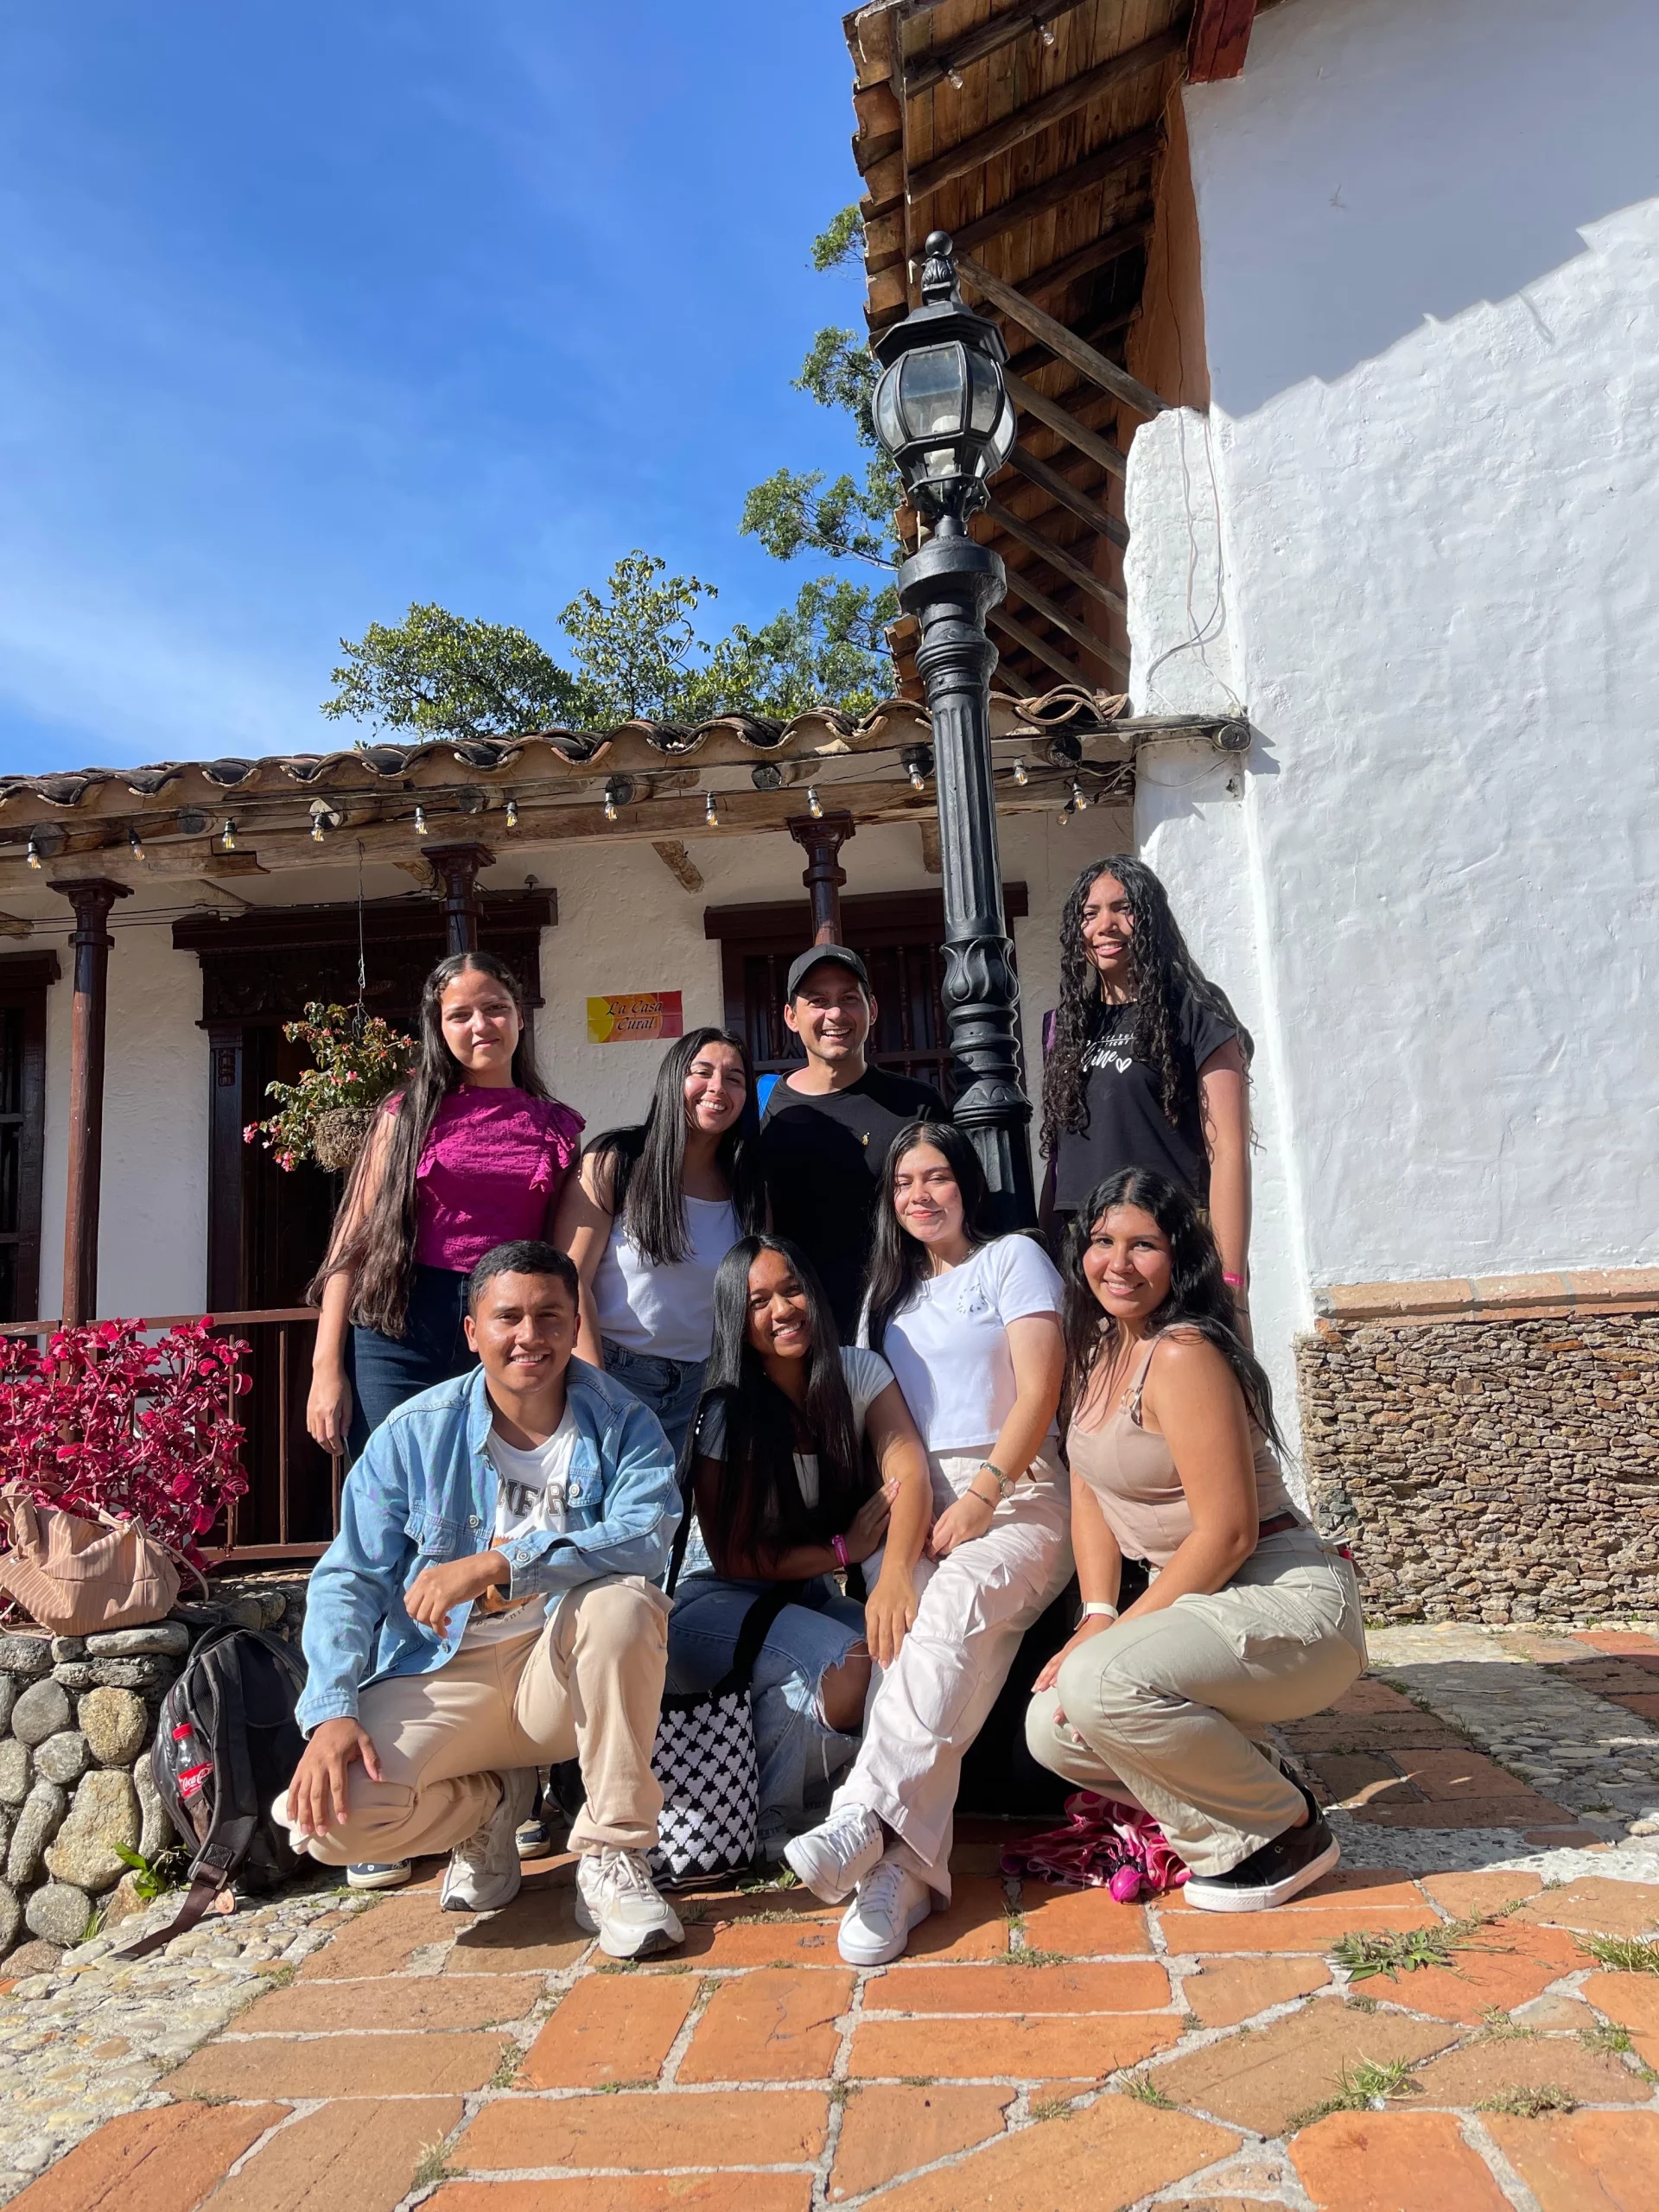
top-left (0, 950), bottom-right (61, 1324)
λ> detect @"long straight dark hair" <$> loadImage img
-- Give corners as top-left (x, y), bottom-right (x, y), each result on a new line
top-left (861, 1120), bottom-right (995, 1357)
top-left (691, 1235), bottom-right (873, 1571)
top-left (1060, 1167), bottom-right (1281, 1446)
top-left (586, 1027), bottom-right (764, 1266)
top-left (312, 950), bottom-right (549, 1338)
top-left (1040, 855), bottom-right (1251, 1154)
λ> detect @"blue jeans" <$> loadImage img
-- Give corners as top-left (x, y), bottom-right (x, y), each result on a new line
top-left (347, 1265), bottom-right (476, 1463)
top-left (599, 1338), bottom-right (705, 1462)
top-left (668, 1573), bottom-right (866, 1833)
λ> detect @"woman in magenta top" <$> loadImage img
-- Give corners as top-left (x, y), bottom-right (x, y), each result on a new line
top-left (306, 950), bottom-right (583, 1464)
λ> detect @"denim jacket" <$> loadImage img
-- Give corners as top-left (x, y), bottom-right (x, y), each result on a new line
top-left (297, 1359), bottom-right (680, 1734)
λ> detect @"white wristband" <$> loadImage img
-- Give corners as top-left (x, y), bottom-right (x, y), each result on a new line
top-left (1081, 1601), bottom-right (1118, 1621)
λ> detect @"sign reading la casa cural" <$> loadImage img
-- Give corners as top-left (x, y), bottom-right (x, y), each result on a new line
top-left (587, 991), bottom-right (685, 1044)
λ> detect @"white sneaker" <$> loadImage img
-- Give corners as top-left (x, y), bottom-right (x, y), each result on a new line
top-left (441, 1769), bottom-right (537, 1913)
top-left (838, 1858), bottom-right (932, 1965)
top-left (574, 1848), bottom-right (685, 1959)
top-left (784, 1803), bottom-right (885, 1903)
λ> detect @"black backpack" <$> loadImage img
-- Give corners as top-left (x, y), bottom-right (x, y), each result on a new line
top-left (118, 1625), bottom-right (308, 1960)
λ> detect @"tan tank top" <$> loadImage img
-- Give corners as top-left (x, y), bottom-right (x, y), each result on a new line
top-left (1065, 1332), bottom-right (1296, 1568)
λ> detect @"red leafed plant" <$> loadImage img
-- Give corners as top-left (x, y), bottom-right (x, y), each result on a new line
top-left (0, 1319), bottom-right (251, 1566)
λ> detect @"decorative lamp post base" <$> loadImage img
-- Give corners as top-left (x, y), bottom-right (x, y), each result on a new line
top-left (899, 530), bottom-right (1036, 1231)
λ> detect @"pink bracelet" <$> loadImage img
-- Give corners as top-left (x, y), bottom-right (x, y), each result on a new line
top-left (1223, 1273), bottom-right (1246, 1289)
top-left (832, 1534), bottom-right (849, 1570)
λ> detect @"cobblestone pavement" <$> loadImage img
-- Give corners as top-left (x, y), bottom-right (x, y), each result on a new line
top-left (3, 1622), bottom-right (1659, 2209)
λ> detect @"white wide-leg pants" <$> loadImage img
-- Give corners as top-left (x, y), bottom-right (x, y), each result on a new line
top-left (834, 1448), bottom-right (1073, 1903)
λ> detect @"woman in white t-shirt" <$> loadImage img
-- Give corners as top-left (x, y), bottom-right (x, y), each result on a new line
top-left (668, 1236), bottom-right (932, 1859)
top-left (785, 1122), bottom-right (1072, 1964)
top-left (556, 1027), bottom-right (765, 1460)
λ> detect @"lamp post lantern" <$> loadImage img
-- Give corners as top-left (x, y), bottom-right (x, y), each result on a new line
top-left (872, 232), bottom-right (1034, 1228)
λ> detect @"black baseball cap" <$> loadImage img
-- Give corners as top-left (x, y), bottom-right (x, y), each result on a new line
top-left (785, 944), bottom-right (871, 1001)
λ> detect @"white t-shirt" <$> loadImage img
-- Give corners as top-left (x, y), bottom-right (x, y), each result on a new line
top-left (693, 1345), bottom-right (894, 1512)
top-left (868, 1234), bottom-right (1063, 1452)
top-left (461, 1404), bottom-right (579, 1646)
top-left (591, 1193), bottom-right (741, 1363)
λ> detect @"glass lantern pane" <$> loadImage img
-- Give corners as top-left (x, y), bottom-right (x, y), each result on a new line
top-left (967, 350), bottom-right (1002, 434)
top-left (873, 365), bottom-right (905, 456)
top-left (920, 447), bottom-right (957, 482)
top-left (899, 343), bottom-right (969, 439)
top-left (971, 391), bottom-right (1017, 475)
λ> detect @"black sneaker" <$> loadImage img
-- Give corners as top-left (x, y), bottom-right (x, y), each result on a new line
top-left (1182, 1809), bottom-right (1340, 1914)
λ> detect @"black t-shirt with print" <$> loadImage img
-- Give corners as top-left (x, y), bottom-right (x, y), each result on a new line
top-left (759, 1066), bottom-right (947, 1337)
top-left (1051, 994), bottom-right (1237, 1213)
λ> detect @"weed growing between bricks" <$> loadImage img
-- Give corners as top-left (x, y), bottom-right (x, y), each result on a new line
top-left (1475, 2082), bottom-right (1579, 2117)
top-left (1331, 1897), bottom-right (1532, 1981)
top-left (1285, 2055), bottom-right (1421, 2133)
top-left (1578, 1933), bottom-right (1659, 1972)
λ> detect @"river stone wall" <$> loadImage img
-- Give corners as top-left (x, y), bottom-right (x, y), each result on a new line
top-left (0, 1573), bottom-right (308, 1964)
top-left (1298, 1310), bottom-right (1659, 1623)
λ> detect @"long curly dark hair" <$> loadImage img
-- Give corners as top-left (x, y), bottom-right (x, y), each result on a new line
top-left (1059, 1167), bottom-right (1280, 1446)
top-left (1039, 855), bottom-right (1251, 1157)
top-left (310, 950), bottom-right (551, 1338)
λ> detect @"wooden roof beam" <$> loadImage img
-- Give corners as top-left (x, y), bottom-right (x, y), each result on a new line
top-left (950, 120), bottom-right (1161, 256)
top-left (906, 2), bottom-right (1090, 100)
top-left (1004, 369), bottom-right (1126, 482)
top-left (1000, 564), bottom-right (1127, 674)
top-left (1189, 0), bottom-right (1257, 83)
top-left (987, 604), bottom-right (1096, 688)
top-left (906, 23), bottom-right (1186, 202)
top-left (1018, 216), bottom-right (1152, 307)
top-left (987, 501), bottom-right (1126, 617)
top-left (1005, 442), bottom-right (1128, 544)
top-left (957, 250), bottom-right (1168, 416)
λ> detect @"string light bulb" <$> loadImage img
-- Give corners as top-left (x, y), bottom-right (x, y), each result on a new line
top-left (946, 65), bottom-right (965, 89)
top-left (1069, 779), bottom-right (1090, 812)
top-left (1059, 798), bottom-right (1075, 824)
top-left (806, 785), bottom-right (823, 819)
top-left (129, 824), bottom-right (145, 859)
top-left (1012, 758), bottom-right (1029, 787)
top-left (603, 787), bottom-right (618, 823)
top-left (704, 791), bottom-right (720, 829)
top-left (310, 815), bottom-right (325, 842)
top-left (505, 797), bottom-right (519, 830)
top-left (220, 819), bottom-right (238, 851)
top-left (1039, 19), bottom-right (1058, 47)
top-left (26, 838), bottom-right (41, 870)
top-left (413, 805), bottom-right (429, 836)
top-left (907, 759), bottom-right (926, 792)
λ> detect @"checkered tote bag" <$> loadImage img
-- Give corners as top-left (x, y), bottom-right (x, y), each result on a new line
top-left (649, 1468), bottom-right (797, 1888)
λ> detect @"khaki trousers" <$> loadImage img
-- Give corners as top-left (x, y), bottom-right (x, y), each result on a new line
top-left (1026, 1528), bottom-right (1366, 1877)
top-left (305, 1574), bottom-right (670, 1865)
top-left (836, 1449), bottom-right (1073, 1904)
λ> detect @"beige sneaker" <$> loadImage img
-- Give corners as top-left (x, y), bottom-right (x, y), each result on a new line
top-left (574, 1848), bottom-right (684, 1959)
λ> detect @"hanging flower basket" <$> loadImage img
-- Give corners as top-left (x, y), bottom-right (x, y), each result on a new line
top-left (311, 1107), bottom-right (378, 1173)
top-left (244, 1002), bottom-right (414, 1173)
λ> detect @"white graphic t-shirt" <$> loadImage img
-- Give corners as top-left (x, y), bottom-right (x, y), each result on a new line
top-left (461, 1403), bottom-right (579, 1646)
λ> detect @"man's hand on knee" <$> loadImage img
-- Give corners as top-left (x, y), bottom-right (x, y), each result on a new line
top-left (405, 1550), bottom-right (509, 1637)
top-left (287, 1718), bottom-right (383, 1836)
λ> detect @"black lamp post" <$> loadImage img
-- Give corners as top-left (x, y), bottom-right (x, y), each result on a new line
top-left (872, 231), bottom-right (1034, 1229)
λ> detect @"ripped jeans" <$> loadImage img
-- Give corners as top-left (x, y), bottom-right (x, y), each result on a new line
top-left (667, 1572), bottom-right (867, 1836)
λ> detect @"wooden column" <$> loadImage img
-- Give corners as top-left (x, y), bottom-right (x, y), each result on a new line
top-left (787, 813), bottom-right (856, 946)
top-left (53, 878), bottom-right (130, 1325)
top-left (425, 843), bottom-right (495, 957)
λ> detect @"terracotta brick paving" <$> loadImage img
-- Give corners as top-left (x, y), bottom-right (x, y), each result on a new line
top-left (10, 1646), bottom-right (1659, 2208)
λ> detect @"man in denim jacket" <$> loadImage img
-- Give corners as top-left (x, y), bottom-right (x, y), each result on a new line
top-left (283, 1239), bottom-right (684, 1957)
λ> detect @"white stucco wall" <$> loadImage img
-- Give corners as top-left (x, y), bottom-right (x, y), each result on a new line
top-left (1126, 0), bottom-right (1659, 1404)
top-left (26, 804), bottom-right (1086, 1321)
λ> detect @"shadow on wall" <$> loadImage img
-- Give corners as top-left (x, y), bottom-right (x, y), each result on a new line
top-left (1192, 0), bottom-right (1659, 417)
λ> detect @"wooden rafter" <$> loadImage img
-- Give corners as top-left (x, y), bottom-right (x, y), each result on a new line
top-left (1019, 216), bottom-right (1153, 306)
top-left (905, 2), bottom-right (1092, 100)
top-left (989, 601), bottom-right (1128, 683)
top-left (1189, 0), bottom-right (1257, 83)
top-left (950, 122), bottom-right (1162, 257)
top-left (986, 501), bottom-right (1127, 617)
top-left (906, 24), bottom-right (1186, 202)
top-left (1000, 563), bottom-right (1121, 666)
top-left (1004, 370), bottom-right (1126, 482)
top-left (957, 251), bottom-right (1167, 416)
top-left (1007, 444), bottom-right (1128, 546)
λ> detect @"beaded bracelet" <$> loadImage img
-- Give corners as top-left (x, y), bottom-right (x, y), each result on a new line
top-left (832, 1533), bottom-right (849, 1570)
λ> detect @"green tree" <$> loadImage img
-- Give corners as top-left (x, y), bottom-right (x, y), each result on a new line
top-left (321, 602), bottom-right (592, 739)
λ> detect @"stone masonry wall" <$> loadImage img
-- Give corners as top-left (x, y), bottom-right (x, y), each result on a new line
top-left (1298, 1311), bottom-right (1659, 1623)
top-left (0, 1573), bottom-right (308, 1964)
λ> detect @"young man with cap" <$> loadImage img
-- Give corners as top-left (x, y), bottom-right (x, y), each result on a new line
top-left (758, 947), bottom-right (947, 1337)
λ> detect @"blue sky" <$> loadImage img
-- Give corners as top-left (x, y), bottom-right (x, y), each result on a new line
top-left (0, 3), bottom-right (868, 772)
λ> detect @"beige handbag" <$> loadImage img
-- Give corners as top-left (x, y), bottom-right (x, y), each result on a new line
top-left (0, 1484), bottom-right (181, 1634)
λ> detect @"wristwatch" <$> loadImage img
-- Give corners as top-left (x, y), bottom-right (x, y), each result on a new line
top-left (975, 1459), bottom-right (1017, 1503)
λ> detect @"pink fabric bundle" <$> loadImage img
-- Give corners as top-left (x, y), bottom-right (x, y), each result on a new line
top-left (1001, 1791), bottom-right (1189, 1903)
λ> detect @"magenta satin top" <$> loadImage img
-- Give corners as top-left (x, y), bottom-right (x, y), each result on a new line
top-left (396, 1088), bottom-right (585, 1272)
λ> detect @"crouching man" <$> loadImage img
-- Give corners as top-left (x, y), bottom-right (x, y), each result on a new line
top-left (282, 1238), bottom-right (684, 1958)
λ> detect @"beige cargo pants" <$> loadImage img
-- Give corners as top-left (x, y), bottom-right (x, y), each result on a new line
top-left (302, 1573), bottom-right (670, 1866)
top-left (1026, 1528), bottom-right (1366, 1877)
